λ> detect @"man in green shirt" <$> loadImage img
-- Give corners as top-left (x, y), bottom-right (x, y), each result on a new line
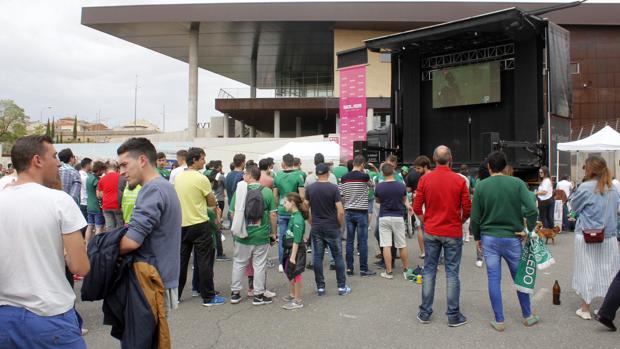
top-left (293, 157), bottom-right (307, 182)
top-left (85, 161), bottom-right (106, 241)
top-left (156, 152), bottom-right (170, 180)
top-left (273, 153), bottom-right (305, 272)
top-left (470, 151), bottom-right (539, 331)
top-left (229, 164), bottom-right (277, 305)
top-left (332, 162), bottom-right (349, 184)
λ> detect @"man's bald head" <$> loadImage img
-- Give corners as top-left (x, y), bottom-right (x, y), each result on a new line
top-left (433, 145), bottom-right (452, 166)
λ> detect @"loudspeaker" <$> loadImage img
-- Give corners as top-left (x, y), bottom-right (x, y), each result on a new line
top-left (481, 132), bottom-right (500, 159)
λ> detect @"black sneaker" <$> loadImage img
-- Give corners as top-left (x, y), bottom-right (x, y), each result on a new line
top-left (417, 312), bottom-right (431, 324)
top-left (216, 254), bottom-right (231, 261)
top-left (230, 292), bottom-right (242, 304)
top-left (306, 262), bottom-right (314, 270)
top-left (595, 314), bottom-right (617, 331)
top-left (329, 264), bottom-right (336, 271)
top-left (360, 269), bottom-right (376, 277)
top-left (448, 314), bottom-right (468, 327)
top-left (346, 269), bottom-right (354, 276)
top-left (252, 294), bottom-right (273, 306)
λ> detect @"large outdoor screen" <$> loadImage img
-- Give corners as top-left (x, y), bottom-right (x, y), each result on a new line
top-left (432, 61), bottom-right (501, 108)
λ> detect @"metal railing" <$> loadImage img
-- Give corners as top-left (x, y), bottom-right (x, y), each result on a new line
top-left (217, 86), bottom-right (334, 99)
top-left (572, 118), bottom-right (620, 140)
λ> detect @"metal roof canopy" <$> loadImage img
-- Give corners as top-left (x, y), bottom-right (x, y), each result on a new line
top-left (81, 2), bottom-right (620, 88)
top-left (365, 8), bottom-right (547, 54)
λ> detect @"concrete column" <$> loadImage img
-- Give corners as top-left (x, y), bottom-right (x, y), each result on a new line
top-left (240, 121), bottom-right (246, 138)
top-left (295, 117), bottom-right (302, 137)
top-left (223, 114), bottom-right (229, 138)
top-left (187, 22), bottom-right (200, 139)
top-left (250, 56), bottom-right (257, 98)
top-left (249, 126), bottom-right (256, 138)
top-left (366, 108), bottom-right (374, 132)
top-left (273, 110), bottom-right (281, 138)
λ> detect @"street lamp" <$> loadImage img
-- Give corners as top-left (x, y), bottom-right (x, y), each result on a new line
top-left (40, 106), bottom-right (52, 123)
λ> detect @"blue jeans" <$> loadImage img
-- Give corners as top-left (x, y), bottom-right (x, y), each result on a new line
top-left (277, 215), bottom-right (290, 265)
top-left (345, 211), bottom-right (369, 271)
top-left (419, 234), bottom-right (463, 320)
top-left (481, 235), bottom-right (532, 322)
top-left (312, 225), bottom-right (347, 289)
top-left (0, 306), bottom-right (86, 349)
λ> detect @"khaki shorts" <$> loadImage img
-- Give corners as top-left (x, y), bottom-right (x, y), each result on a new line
top-left (379, 216), bottom-right (407, 248)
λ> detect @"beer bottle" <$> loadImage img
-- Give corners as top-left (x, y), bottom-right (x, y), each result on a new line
top-left (553, 280), bottom-right (561, 305)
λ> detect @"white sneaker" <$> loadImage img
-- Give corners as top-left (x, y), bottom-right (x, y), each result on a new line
top-left (380, 272), bottom-right (394, 279)
top-left (81, 328), bottom-right (89, 336)
top-left (475, 260), bottom-right (483, 268)
top-left (264, 290), bottom-right (277, 298)
top-left (278, 265), bottom-right (284, 273)
top-left (576, 308), bottom-right (592, 320)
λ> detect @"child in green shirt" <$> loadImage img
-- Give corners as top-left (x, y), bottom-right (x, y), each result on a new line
top-left (282, 192), bottom-right (309, 310)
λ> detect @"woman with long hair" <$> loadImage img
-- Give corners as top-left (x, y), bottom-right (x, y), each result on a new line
top-left (536, 166), bottom-right (555, 228)
top-left (570, 155), bottom-right (620, 320)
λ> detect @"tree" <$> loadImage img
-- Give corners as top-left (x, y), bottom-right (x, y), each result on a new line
top-left (72, 115), bottom-right (78, 141)
top-left (0, 100), bottom-right (28, 145)
top-left (51, 117), bottom-right (55, 140)
top-left (45, 118), bottom-right (50, 137)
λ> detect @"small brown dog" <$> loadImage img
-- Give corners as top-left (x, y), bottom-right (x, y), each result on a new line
top-left (535, 222), bottom-right (561, 244)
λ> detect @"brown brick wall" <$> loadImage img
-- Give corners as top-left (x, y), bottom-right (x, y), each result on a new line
top-left (567, 26), bottom-right (620, 130)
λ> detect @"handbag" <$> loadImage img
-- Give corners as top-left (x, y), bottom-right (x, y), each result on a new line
top-left (581, 190), bottom-right (610, 244)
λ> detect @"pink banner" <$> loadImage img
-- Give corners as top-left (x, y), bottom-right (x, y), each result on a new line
top-left (339, 65), bottom-right (366, 162)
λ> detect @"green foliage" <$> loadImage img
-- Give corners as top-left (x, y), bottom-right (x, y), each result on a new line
top-left (0, 100), bottom-right (28, 145)
top-left (51, 117), bottom-right (55, 139)
top-left (46, 119), bottom-right (50, 137)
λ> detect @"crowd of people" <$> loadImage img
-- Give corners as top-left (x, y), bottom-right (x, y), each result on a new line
top-left (1, 135), bottom-right (619, 348)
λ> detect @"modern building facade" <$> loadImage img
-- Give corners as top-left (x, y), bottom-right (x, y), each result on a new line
top-left (81, 1), bottom-right (620, 140)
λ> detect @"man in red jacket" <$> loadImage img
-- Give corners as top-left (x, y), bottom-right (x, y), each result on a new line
top-left (413, 145), bottom-right (471, 327)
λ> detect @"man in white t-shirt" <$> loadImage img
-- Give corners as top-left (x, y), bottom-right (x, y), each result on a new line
top-left (169, 149), bottom-right (188, 185)
top-left (556, 175), bottom-right (573, 199)
top-left (0, 172), bottom-right (17, 190)
top-left (0, 135), bottom-right (90, 348)
top-left (79, 158), bottom-right (93, 234)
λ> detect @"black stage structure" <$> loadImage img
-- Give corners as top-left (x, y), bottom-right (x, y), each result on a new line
top-left (357, 7), bottom-right (571, 182)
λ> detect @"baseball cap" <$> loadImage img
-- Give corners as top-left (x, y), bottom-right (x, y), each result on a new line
top-left (315, 163), bottom-right (329, 175)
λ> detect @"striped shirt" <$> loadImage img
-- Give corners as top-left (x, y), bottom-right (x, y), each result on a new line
top-left (340, 170), bottom-right (371, 212)
top-left (59, 162), bottom-right (81, 204)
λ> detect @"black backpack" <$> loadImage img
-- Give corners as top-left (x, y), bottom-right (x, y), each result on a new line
top-left (245, 185), bottom-right (265, 221)
top-left (207, 170), bottom-right (220, 190)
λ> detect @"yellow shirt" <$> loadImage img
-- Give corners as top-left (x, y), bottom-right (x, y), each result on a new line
top-left (174, 169), bottom-right (212, 227)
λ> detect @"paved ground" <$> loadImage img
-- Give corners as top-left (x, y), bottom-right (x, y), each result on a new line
top-left (77, 231), bottom-right (618, 349)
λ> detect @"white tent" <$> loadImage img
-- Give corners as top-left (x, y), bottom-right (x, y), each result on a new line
top-left (557, 126), bottom-right (620, 152)
top-left (262, 141), bottom-right (340, 170)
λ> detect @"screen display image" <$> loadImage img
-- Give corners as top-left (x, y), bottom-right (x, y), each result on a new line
top-left (432, 61), bottom-right (501, 108)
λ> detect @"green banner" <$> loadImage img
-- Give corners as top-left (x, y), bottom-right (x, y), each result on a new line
top-left (515, 229), bottom-right (555, 294)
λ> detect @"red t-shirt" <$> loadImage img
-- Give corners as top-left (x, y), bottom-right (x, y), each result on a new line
top-left (413, 166), bottom-right (471, 238)
top-left (97, 172), bottom-right (120, 210)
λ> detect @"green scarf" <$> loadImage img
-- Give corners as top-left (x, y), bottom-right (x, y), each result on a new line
top-left (515, 229), bottom-right (555, 294)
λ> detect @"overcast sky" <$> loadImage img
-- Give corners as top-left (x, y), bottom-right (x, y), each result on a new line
top-left (0, 0), bottom-right (616, 131)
